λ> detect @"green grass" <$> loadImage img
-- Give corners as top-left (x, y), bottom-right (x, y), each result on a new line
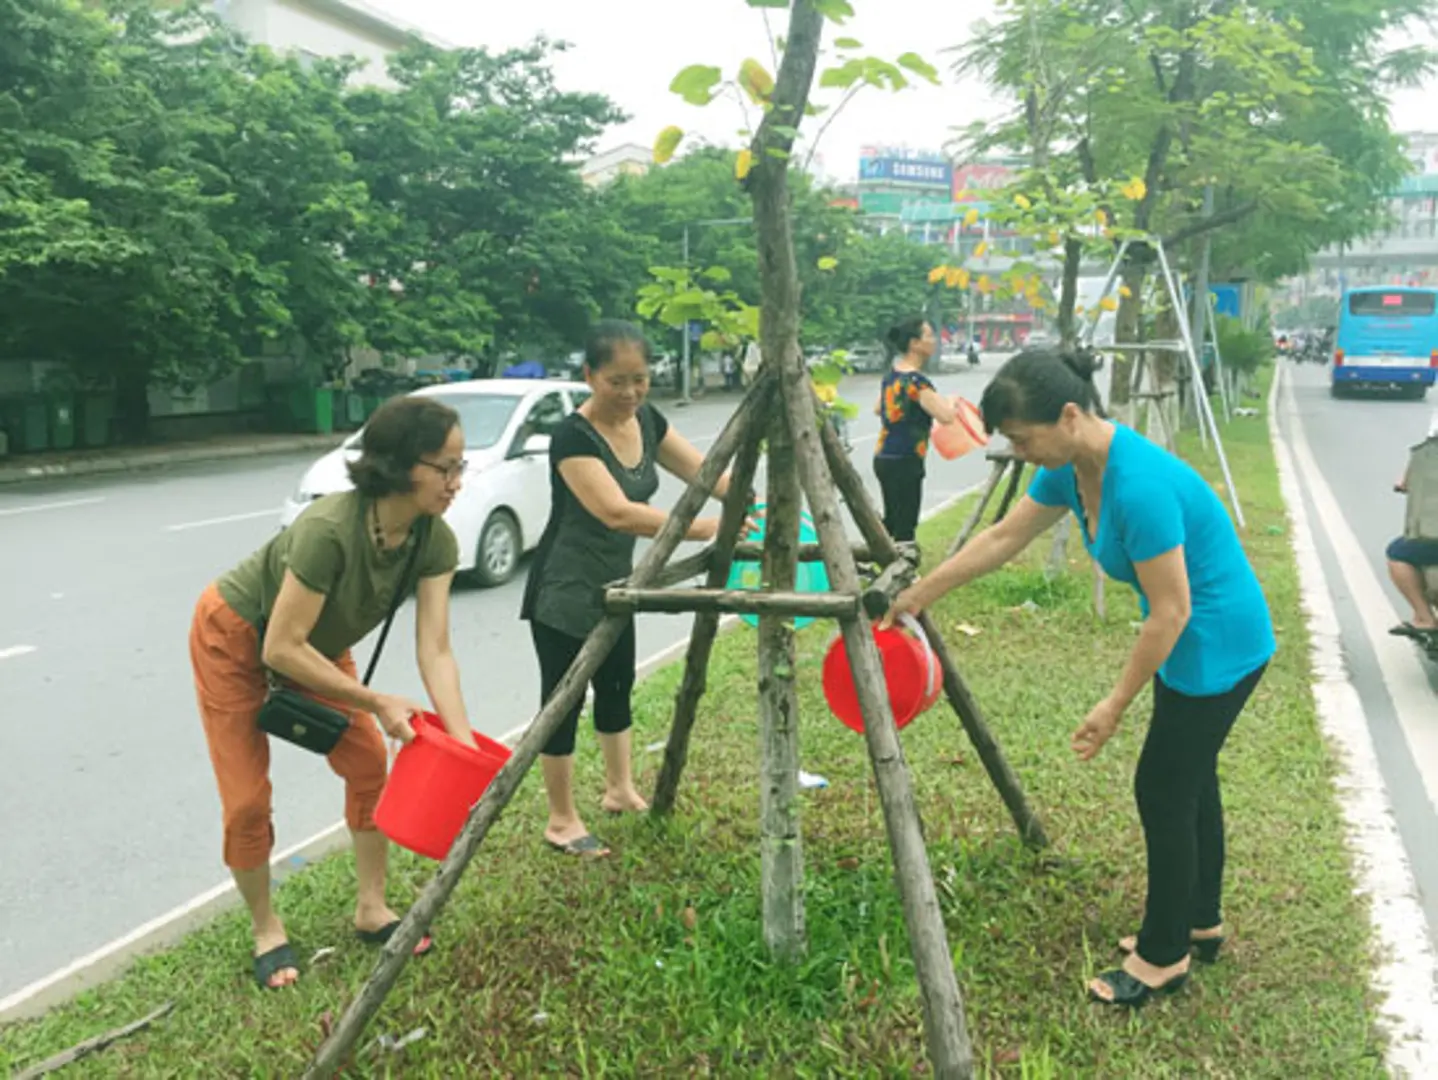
top-left (1, 373), bottom-right (1385, 1077)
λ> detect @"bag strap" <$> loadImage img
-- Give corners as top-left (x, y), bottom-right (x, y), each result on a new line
top-left (362, 515), bottom-right (428, 686)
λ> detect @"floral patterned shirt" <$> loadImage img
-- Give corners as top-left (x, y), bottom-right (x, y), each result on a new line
top-left (875, 369), bottom-right (936, 459)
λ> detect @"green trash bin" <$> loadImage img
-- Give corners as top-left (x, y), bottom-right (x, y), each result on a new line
top-left (1, 396), bottom-right (50, 452)
top-left (47, 395), bottom-right (77, 451)
top-left (79, 392), bottom-right (116, 448)
top-left (287, 387), bottom-right (335, 434)
top-left (345, 391), bottom-right (366, 428)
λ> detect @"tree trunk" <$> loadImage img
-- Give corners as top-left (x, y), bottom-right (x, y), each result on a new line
top-left (1110, 259), bottom-right (1147, 422)
top-left (1057, 238), bottom-right (1083, 350)
top-left (758, 408), bottom-right (806, 961)
top-left (750, 1), bottom-right (974, 1071)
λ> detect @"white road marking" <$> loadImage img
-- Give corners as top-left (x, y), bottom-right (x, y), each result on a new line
top-left (2, 475), bottom-right (986, 1018)
top-left (0, 497), bottom-right (105, 517)
top-left (1270, 364), bottom-right (1438, 1075)
top-left (0, 645), bottom-right (37, 661)
top-left (1281, 369), bottom-right (1438, 818)
top-left (164, 509), bottom-right (278, 532)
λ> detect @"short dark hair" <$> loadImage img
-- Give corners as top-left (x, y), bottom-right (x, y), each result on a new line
top-left (586, 319), bottom-right (652, 371)
top-left (347, 395), bottom-right (460, 498)
top-left (885, 316), bottom-right (929, 359)
top-left (979, 347), bottom-right (1105, 435)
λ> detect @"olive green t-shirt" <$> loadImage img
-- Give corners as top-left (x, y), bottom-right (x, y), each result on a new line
top-left (217, 492), bottom-right (459, 660)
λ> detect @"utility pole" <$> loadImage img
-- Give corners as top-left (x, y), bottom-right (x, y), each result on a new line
top-left (680, 224), bottom-right (692, 406)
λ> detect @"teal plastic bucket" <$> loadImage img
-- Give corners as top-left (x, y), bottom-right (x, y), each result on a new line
top-left (726, 503), bottom-right (831, 629)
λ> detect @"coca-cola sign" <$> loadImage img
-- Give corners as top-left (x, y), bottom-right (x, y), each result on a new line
top-left (952, 163), bottom-right (1014, 202)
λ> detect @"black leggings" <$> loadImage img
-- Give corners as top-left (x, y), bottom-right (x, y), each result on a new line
top-left (1134, 662), bottom-right (1267, 967)
top-left (530, 620), bottom-right (637, 757)
top-left (874, 455), bottom-right (925, 543)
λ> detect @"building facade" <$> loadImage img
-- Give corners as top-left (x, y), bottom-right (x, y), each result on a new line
top-left (579, 144), bottom-right (653, 187)
top-left (214, 0), bottom-right (441, 89)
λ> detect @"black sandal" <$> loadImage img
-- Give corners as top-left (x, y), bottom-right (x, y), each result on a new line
top-left (253, 943), bottom-right (299, 990)
top-left (355, 920), bottom-right (434, 957)
top-left (545, 833), bottom-right (611, 858)
top-left (1088, 967), bottom-right (1188, 1008)
top-left (1390, 623), bottom-right (1438, 642)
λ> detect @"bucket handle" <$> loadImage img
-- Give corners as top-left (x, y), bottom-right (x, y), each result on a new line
top-left (897, 613), bottom-right (938, 700)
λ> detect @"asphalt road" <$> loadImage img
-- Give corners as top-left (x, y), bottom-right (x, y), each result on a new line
top-left (1277, 361), bottom-right (1438, 947)
top-left (0, 365), bottom-right (1002, 996)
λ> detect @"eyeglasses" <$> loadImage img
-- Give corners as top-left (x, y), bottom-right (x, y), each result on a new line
top-left (418, 458), bottom-right (467, 482)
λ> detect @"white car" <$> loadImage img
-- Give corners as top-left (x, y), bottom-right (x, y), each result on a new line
top-left (279, 379), bottom-right (592, 587)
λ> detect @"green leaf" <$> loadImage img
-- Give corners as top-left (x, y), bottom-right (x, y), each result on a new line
top-left (772, 124), bottom-right (800, 139)
top-left (834, 37), bottom-right (863, 49)
top-left (814, 0), bottom-right (855, 22)
top-left (669, 64), bottom-right (723, 106)
top-left (744, 0), bottom-right (789, 6)
top-left (701, 265), bottom-right (733, 283)
top-left (896, 52), bottom-right (940, 85)
top-left (819, 60), bottom-right (864, 90)
top-left (816, 255), bottom-right (838, 271)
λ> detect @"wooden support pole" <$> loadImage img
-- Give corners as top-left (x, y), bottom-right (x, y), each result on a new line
top-left (303, 372), bottom-right (772, 1079)
top-left (649, 548), bottom-right (717, 588)
top-left (820, 422), bottom-right (1049, 851)
top-left (779, 323), bottom-right (974, 1078)
top-left (946, 457), bottom-right (1006, 559)
top-left (916, 610), bottom-right (1049, 849)
top-left (651, 403), bottom-right (768, 816)
top-left (731, 540), bottom-right (875, 563)
top-left (759, 400), bottom-right (806, 961)
top-left (604, 586), bottom-right (857, 619)
top-left (861, 551), bottom-right (919, 619)
top-left (992, 457), bottom-right (1026, 522)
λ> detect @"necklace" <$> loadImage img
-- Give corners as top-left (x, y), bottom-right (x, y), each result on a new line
top-left (370, 501), bottom-right (391, 552)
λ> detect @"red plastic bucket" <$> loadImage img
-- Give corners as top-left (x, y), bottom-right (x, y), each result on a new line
top-left (822, 615), bottom-right (942, 733)
top-left (932, 395), bottom-right (988, 461)
top-left (374, 712), bottom-right (511, 860)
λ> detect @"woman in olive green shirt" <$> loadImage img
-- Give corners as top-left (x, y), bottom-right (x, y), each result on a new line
top-left (190, 395), bottom-right (477, 990)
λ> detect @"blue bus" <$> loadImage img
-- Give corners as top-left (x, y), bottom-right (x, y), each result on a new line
top-left (1332, 286), bottom-right (1438, 399)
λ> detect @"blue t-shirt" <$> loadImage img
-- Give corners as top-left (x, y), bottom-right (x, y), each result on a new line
top-left (1027, 423), bottom-right (1275, 697)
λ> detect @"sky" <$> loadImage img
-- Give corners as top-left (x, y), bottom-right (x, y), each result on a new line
top-left (366, 0), bottom-right (1436, 183)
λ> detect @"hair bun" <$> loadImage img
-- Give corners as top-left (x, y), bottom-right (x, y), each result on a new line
top-left (1059, 348), bottom-right (1100, 382)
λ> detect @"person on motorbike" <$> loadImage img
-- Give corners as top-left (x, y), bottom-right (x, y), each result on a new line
top-left (1389, 414), bottom-right (1438, 646)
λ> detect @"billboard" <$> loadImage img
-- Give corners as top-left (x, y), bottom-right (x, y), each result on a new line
top-left (952, 162), bottom-right (1015, 202)
top-left (858, 155), bottom-right (952, 189)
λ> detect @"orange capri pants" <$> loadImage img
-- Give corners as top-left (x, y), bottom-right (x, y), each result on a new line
top-left (189, 583), bottom-right (388, 871)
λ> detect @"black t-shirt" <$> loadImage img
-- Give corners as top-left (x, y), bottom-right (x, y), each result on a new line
top-left (520, 403), bottom-right (670, 637)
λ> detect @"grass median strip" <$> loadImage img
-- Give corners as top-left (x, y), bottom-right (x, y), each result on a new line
top-left (1, 387), bottom-right (1384, 1077)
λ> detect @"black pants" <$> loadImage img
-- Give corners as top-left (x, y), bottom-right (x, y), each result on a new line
top-left (874, 455), bottom-right (925, 543)
top-left (1134, 662), bottom-right (1267, 966)
top-left (530, 620), bottom-right (637, 757)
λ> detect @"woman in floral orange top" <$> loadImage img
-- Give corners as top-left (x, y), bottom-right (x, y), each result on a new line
top-left (873, 317), bottom-right (957, 541)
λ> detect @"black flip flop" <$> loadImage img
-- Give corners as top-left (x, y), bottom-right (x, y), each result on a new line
top-left (253, 942), bottom-right (300, 990)
top-left (1088, 968), bottom-right (1188, 1008)
top-left (1389, 623), bottom-right (1438, 641)
top-left (546, 833), bottom-right (610, 858)
top-left (355, 920), bottom-right (434, 957)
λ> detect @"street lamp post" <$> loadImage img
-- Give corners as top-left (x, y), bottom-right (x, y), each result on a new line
top-left (678, 216), bottom-right (751, 406)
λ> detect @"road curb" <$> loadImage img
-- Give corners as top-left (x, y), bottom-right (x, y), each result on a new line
top-left (0, 435), bottom-right (347, 488)
top-left (0, 476), bottom-right (983, 1025)
top-left (1269, 363), bottom-right (1438, 1077)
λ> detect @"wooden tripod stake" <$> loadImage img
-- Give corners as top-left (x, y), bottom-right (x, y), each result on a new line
top-left (305, 4), bottom-right (1047, 1076)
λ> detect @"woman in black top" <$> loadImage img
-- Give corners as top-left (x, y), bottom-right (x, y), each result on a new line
top-left (521, 320), bottom-right (743, 857)
top-left (873, 316), bottom-right (957, 542)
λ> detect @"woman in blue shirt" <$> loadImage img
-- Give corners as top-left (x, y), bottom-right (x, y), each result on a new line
top-left (887, 348), bottom-right (1275, 1008)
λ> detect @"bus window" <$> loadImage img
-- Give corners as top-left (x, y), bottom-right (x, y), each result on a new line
top-left (1348, 291), bottom-right (1438, 317)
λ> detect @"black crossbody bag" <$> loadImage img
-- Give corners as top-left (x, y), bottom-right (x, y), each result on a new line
top-left (256, 522), bottom-right (426, 755)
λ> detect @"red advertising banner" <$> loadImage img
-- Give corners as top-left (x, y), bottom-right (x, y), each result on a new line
top-left (952, 162), bottom-right (1014, 202)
